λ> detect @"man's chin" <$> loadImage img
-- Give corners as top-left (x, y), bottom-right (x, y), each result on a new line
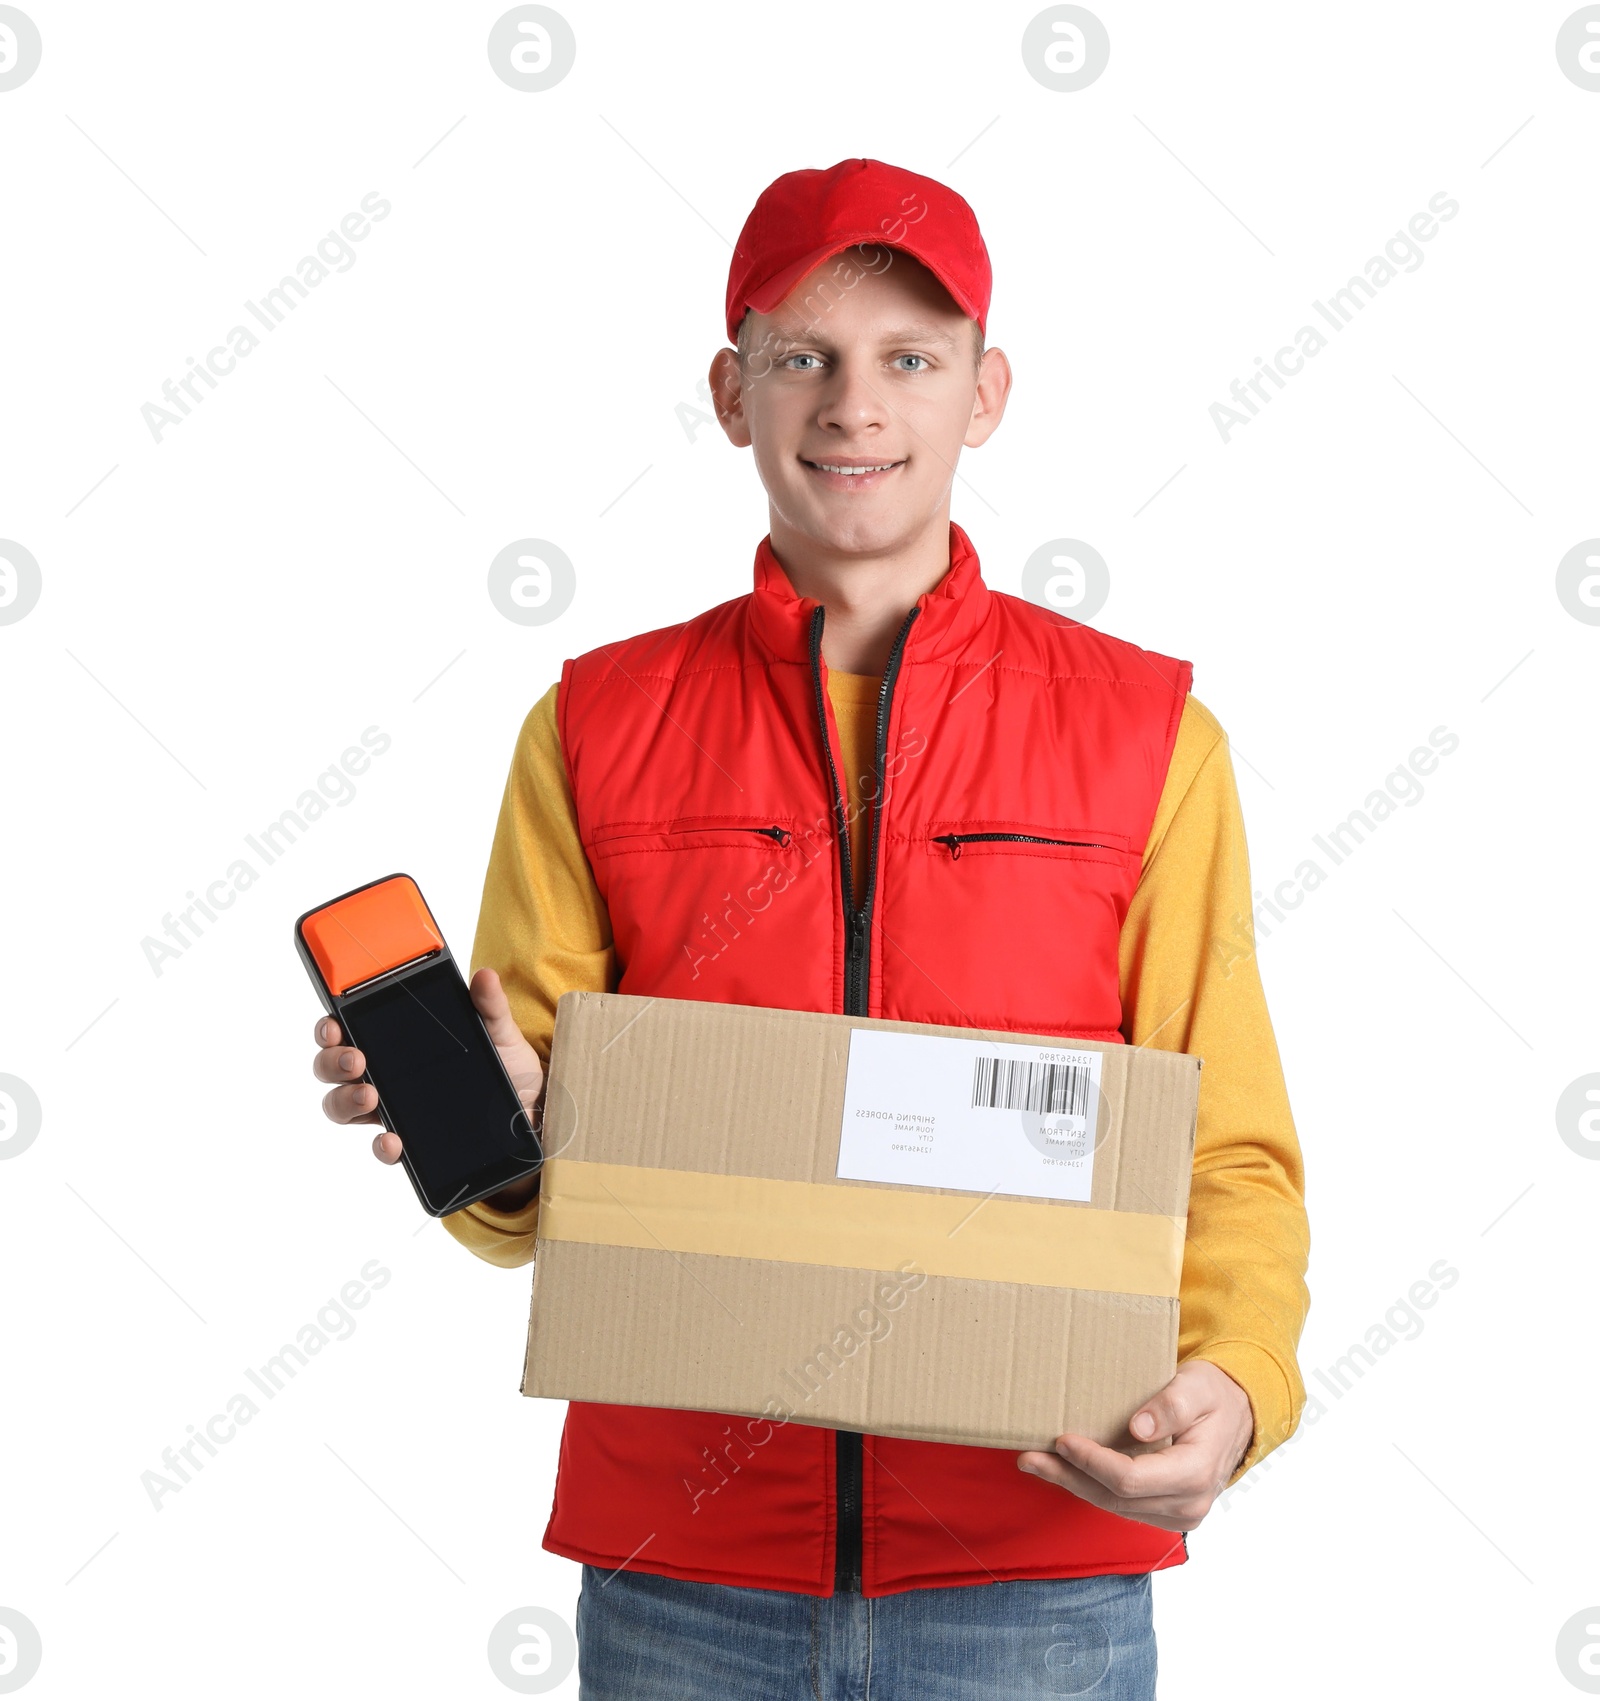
top-left (784, 498), bottom-right (928, 561)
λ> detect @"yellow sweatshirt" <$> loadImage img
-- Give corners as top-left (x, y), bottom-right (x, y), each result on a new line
top-left (442, 674), bottom-right (1311, 1487)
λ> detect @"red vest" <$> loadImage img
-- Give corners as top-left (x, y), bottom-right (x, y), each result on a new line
top-left (544, 522), bottom-right (1193, 1597)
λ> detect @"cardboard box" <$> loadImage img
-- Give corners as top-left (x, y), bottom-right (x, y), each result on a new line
top-left (521, 992), bottom-right (1201, 1452)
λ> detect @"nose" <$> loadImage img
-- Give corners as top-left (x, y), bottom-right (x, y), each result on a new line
top-left (816, 357), bottom-right (890, 438)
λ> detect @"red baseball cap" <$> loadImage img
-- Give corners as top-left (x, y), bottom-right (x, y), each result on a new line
top-left (724, 158), bottom-right (992, 344)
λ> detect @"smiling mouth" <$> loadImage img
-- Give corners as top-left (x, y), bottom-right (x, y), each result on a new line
top-left (801, 457), bottom-right (905, 482)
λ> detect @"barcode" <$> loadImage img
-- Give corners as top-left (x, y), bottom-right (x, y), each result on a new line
top-left (971, 1056), bottom-right (1093, 1117)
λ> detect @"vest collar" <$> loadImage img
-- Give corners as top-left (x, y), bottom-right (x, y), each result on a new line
top-left (748, 521), bottom-right (994, 666)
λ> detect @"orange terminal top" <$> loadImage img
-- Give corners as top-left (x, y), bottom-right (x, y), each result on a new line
top-left (301, 875), bottom-right (445, 995)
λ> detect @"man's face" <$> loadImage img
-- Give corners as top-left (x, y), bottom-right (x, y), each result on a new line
top-left (711, 247), bottom-right (1009, 560)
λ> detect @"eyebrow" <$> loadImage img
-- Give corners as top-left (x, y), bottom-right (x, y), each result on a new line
top-left (765, 320), bottom-right (960, 349)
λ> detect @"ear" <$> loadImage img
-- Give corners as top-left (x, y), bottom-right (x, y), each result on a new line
top-left (709, 347), bottom-right (751, 448)
top-left (964, 346), bottom-right (1012, 450)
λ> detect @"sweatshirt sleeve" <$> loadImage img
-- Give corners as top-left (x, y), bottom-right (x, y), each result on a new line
top-left (1119, 694), bottom-right (1311, 1486)
top-left (438, 682), bottom-right (615, 1269)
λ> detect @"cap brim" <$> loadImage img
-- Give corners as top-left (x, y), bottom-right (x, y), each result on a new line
top-left (743, 232), bottom-right (981, 327)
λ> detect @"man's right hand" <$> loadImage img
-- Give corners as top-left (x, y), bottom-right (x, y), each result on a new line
top-left (312, 966), bottom-right (545, 1213)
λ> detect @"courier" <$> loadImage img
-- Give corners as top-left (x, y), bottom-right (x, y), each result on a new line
top-left (309, 153), bottom-right (1312, 1695)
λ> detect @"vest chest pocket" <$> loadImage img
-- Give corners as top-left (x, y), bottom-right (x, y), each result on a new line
top-left (584, 815), bottom-right (816, 1003)
top-left (586, 816), bottom-right (798, 860)
top-left (925, 821), bottom-right (1132, 870)
top-left (900, 820), bottom-right (1137, 1035)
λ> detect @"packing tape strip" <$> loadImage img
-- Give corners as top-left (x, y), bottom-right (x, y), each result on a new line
top-left (535, 1158), bottom-right (1186, 1299)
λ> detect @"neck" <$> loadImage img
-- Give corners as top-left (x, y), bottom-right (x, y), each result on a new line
top-left (768, 507), bottom-right (954, 674)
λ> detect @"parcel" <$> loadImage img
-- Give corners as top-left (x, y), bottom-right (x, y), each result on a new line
top-left (521, 992), bottom-right (1201, 1451)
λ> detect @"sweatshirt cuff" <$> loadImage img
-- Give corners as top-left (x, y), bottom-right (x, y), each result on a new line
top-left (439, 1188), bottom-right (542, 1269)
top-left (1185, 1338), bottom-right (1299, 1487)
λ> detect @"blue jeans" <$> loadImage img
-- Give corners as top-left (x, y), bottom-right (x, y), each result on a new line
top-left (576, 1563), bottom-right (1157, 1699)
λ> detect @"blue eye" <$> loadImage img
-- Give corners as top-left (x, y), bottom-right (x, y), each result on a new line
top-left (785, 353), bottom-right (822, 370)
top-left (895, 354), bottom-right (928, 371)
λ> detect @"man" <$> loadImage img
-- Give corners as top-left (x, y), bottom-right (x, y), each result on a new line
top-left (312, 158), bottom-right (1310, 1699)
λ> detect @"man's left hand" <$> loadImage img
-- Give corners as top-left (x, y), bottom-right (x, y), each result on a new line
top-left (1016, 1359), bottom-right (1253, 1532)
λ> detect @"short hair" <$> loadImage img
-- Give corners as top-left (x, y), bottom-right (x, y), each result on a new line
top-left (736, 310), bottom-right (985, 371)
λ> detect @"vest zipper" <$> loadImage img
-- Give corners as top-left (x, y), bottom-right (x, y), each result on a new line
top-left (933, 831), bottom-right (1116, 860)
top-left (807, 599), bottom-right (920, 1594)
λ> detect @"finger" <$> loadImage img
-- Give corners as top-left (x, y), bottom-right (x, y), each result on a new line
top-left (470, 967), bottom-right (510, 1031)
top-left (321, 1081), bottom-right (381, 1125)
top-left (1015, 1451), bottom-right (1196, 1532)
top-left (312, 1043), bottom-right (367, 1086)
top-left (1129, 1398), bottom-right (1176, 1444)
top-left (371, 1128), bottom-right (403, 1164)
top-left (471, 967), bottom-right (529, 1053)
top-left (470, 968), bottom-right (545, 1102)
top-left (314, 1015), bottom-right (343, 1047)
top-left (1031, 1431), bottom-right (1207, 1502)
top-left (1128, 1369), bottom-right (1206, 1444)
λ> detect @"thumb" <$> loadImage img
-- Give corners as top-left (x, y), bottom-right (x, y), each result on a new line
top-left (470, 968), bottom-right (545, 1107)
top-left (1129, 1392), bottom-right (1179, 1443)
top-left (470, 967), bottom-right (524, 1049)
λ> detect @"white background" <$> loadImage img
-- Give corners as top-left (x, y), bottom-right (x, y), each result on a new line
top-left (2, 2), bottom-right (1596, 1695)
